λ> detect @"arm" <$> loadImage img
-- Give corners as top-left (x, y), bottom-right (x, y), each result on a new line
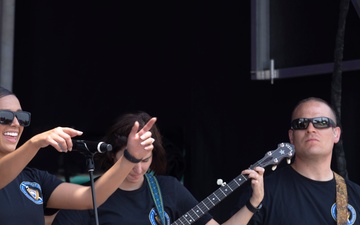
top-left (47, 117), bottom-right (157, 210)
top-left (0, 127), bottom-right (83, 189)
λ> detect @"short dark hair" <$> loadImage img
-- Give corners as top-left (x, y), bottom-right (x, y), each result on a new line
top-left (291, 97), bottom-right (337, 124)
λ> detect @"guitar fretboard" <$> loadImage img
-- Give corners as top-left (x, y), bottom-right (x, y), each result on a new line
top-left (170, 142), bottom-right (294, 225)
top-left (171, 173), bottom-right (248, 225)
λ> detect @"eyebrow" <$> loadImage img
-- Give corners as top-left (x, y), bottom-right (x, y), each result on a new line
top-left (142, 155), bottom-right (152, 161)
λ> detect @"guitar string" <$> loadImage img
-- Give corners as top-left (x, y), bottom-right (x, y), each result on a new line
top-left (172, 146), bottom-right (293, 225)
top-left (172, 160), bottom-right (266, 225)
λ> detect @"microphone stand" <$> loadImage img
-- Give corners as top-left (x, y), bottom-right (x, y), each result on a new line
top-left (85, 154), bottom-right (100, 225)
top-left (70, 140), bottom-right (113, 225)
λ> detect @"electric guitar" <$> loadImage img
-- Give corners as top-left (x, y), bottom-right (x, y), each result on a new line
top-left (171, 142), bottom-right (295, 225)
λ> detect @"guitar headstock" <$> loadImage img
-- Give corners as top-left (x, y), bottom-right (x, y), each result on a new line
top-left (250, 142), bottom-right (295, 171)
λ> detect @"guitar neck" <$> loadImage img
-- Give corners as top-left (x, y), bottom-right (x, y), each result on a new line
top-left (170, 142), bottom-right (295, 225)
top-left (171, 173), bottom-right (248, 225)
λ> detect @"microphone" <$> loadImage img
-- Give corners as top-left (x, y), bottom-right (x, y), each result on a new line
top-left (72, 139), bottom-right (112, 155)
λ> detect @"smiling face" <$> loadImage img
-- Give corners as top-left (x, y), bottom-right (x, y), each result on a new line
top-left (0, 95), bottom-right (24, 158)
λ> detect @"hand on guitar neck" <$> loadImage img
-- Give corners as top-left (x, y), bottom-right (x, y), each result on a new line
top-left (171, 142), bottom-right (295, 225)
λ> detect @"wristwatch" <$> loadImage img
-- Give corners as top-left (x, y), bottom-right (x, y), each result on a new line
top-left (246, 199), bottom-right (262, 213)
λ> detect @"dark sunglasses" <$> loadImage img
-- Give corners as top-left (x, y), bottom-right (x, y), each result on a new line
top-left (0, 110), bottom-right (31, 127)
top-left (291, 117), bottom-right (336, 130)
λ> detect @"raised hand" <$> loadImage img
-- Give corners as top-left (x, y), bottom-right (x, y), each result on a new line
top-left (126, 117), bottom-right (157, 160)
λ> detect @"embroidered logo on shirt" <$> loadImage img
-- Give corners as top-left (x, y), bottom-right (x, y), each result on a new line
top-left (331, 203), bottom-right (357, 224)
top-left (20, 181), bottom-right (43, 205)
top-left (149, 208), bottom-right (170, 225)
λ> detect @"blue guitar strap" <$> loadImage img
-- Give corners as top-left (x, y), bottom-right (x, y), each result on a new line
top-left (145, 173), bottom-right (166, 225)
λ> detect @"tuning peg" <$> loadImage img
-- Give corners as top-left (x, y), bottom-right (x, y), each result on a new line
top-left (272, 165), bottom-right (277, 171)
top-left (217, 179), bottom-right (226, 186)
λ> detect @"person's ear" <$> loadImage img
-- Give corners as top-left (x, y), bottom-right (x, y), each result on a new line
top-left (333, 128), bottom-right (340, 138)
top-left (333, 129), bottom-right (338, 137)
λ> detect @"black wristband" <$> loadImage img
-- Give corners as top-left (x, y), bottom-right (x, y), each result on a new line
top-left (246, 199), bottom-right (262, 213)
top-left (123, 149), bottom-right (142, 163)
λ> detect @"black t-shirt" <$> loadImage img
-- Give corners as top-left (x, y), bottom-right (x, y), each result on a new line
top-left (0, 167), bottom-right (63, 225)
top-left (232, 165), bottom-right (360, 225)
top-left (53, 175), bottom-right (213, 225)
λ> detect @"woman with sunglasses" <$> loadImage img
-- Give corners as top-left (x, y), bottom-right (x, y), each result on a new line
top-left (52, 110), bottom-right (265, 225)
top-left (0, 86), bottom-right (157, 225)
top-left (232, 97), bottom-right (360, 225)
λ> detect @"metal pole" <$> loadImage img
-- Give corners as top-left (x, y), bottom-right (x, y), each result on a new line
top-left (0, 0), bottom-right (15, 90)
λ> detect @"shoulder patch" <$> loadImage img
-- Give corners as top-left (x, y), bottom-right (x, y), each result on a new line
top-left (20, 181), bottom-right (43, 205)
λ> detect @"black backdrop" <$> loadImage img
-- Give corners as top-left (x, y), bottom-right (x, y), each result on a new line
top-left (11, 1), bottom-right (360, 222)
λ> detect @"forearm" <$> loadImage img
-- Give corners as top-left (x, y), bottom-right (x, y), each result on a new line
top-left (92, 156), bottom-right (134, 206)
top-left (51, 156), bottom-right (135, 209)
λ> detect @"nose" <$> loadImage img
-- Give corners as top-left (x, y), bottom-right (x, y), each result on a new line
top-left (11, 116), bottom-right (21, 126)
top-left (133, 162), bottom-right (143, 173)
top-left (306, 122), bottom-right (317, 132)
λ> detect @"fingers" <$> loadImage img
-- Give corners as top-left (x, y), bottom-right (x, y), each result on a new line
top-left (141, 137), bottom-right (155, 150)
top-left (129, 121), bottom-right (140, 138)
top-left (60, 127), bottom-right (83, 151)
top-left (47, 127), bottom-right (83, 153)
top-left (242, 167), bottom-right (265, 186)
top-left (139, 117), bottom-right (157, 136)
top-left (128, 117), bottom-right (156, 139)
top-left (254, 166), bottom-right (265, 175)
top-left (242, 167), bottom-right (265, 177)
top-left (139, 117), bottom-right (157, 151)
top-left (246, 167), bottom-right (265, 205)
top-left (140, 130), bottom-right (152, 141)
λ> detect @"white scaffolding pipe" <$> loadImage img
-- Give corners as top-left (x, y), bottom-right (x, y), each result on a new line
top-left (0, 0), bottom-right (15, 91)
